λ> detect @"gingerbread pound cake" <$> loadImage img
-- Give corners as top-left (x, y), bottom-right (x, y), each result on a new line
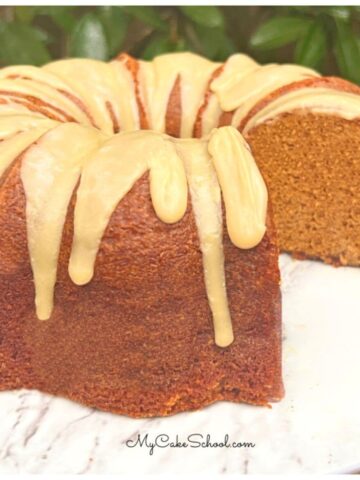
top-left (1, 50), bottom-right (360, 417)
top-left (0, 124), bottom-right (283, 417)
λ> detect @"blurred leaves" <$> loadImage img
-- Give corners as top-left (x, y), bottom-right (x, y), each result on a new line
top-left (69, 13), bottom-right (108, 60)
top-left (0, 20), bottom-right (51, 65)
top-left (250, 17), bottom-right (312, 50)
top-left (14, 6), bottom-right (36, 24)
top-left (37, 6), bottom-right (77, 32)
top-left (123, 6), bottom-right (168, 32)
top-left (248, 7), bottom-right (360, 83)
top-left (321, 6), bottom-right (352, 21)
top-left (143, 36), bottom-right (186, 60)
top-left (98, 6), bottom-right (129, 56)
top-left (0, 6), bottom-right (360, 84)
top-left (294, 21), bottom-right (327, 69)
top-left (191, 24), bottom-right (236, 60)
top-left (180, 6), bottom-right (225, 28)
top-left (334, 19), bottom-right (360, 83)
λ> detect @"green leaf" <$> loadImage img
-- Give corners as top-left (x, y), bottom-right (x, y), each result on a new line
top-left (98, 6), bottom-right (129, 56)
top-left (294, 21), bottom-right (327, 69)
top-left (334, 19), bottom-right (360, 83)
top-left (179, 6), bottom-right (225, 28)
top-left (69, 13), bottom-right (109, 60)
top-left (216, 35), bottom-right (236, 61)
top-left (123, 6), bottom-right (168, 32)
top-left (142, 36), bottom-right (173, 60)
top-left (192, 24), bottom-right (235, 60)
top-left (250, 16), bottom-right (312, 50)
top-left (37, 6), bottom-right (76, 32)
top-left (0, 21), bottom-right (51, 66)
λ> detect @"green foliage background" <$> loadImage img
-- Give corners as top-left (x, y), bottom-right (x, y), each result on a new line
top-left (1, 6), bottom-right (360, 83)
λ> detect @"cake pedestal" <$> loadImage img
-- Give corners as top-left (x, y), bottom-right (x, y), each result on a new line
top-left (0, 254), bottom-right (359, 474)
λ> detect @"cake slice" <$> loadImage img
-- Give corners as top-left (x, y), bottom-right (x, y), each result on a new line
top-left (240, 78), bottom-right (360, 266)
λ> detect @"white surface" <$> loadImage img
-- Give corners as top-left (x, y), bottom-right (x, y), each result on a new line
top-left (0, 254), bottom-right (360, 474)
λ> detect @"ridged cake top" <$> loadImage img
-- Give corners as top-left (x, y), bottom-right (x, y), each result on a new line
top-left (1, 51), bottom-right (360, 137)
top-left (0, 51), bottom-right (320, 137)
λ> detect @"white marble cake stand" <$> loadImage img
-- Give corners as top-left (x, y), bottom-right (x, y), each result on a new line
top-left (0, 254), bottom-right (359, 474)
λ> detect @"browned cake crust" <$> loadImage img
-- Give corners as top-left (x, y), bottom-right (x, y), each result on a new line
top-left (0, 157), bottom-right (283, 417)
top-left (246, 112), bottom-right (360, 267)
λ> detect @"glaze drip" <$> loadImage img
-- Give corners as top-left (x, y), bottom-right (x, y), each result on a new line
top-left (208, 127), bottom-right (267, 249)
top-left (21, 123), bottom-right (105, 320)
top-left (178, 138), bottom-right (233, 347)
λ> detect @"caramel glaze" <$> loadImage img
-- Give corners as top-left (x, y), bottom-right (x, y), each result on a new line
top-left (1, 52), bottom-right (359, 348)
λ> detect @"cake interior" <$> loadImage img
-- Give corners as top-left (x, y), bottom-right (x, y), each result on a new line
top-left (247, 112), bottom-right (360, 266)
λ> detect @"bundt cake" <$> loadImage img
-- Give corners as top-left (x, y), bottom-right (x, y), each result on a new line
top-left (0, 51), bottom-right (359, 417)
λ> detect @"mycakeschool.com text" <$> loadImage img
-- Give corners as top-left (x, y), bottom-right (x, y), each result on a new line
top-left (125, 433), bottom-right (256, 456)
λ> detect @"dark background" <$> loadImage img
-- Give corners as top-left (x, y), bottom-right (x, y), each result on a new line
top-left (0, 5), bottom-right (360, 83)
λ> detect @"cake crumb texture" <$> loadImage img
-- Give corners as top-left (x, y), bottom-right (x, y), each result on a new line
top-left (247, 112), bottom-right (360, 266)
